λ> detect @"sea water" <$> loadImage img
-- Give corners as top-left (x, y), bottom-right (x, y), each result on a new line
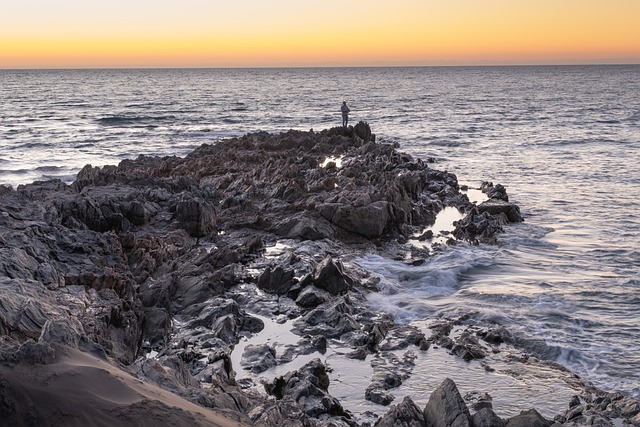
top-left (1, 66), bottom-right (639, 400)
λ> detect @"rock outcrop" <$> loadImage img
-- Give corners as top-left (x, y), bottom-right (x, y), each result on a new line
top-left (0, 127), bottom-right (635, 427)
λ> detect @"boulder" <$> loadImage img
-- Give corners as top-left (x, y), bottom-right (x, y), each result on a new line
top-left (423, 378), bottom-right (471, 427)
top-left (504, 409), bottom-right (549, 427)
top-left (264, 358), bottom-right (350, 420)
top-left (174, 197), bottom-right (216, 237)
top-left (320, 201), bottom-right (392, 238)
top-left (293, 298), bottom-right (360, 338)
top-left (471, 408), bottom-right (505, 427)
top-left (38, 318), bottom-right (84, 348)
top-left (257, 265), bottom-right (296, 295)
top-left (312, 256), bottom-right (354, 295)
top-left (241, 344), bottom-right (277, 374)
top-left (354, 121), bottom-right (373, 142)
top-left (476, 200), bottom-right (523, 223)
top-left (451, 330), bottom-right (487, 361)
top-left (453, 209), bottom-right (503, 244)
top-left (375, 396), bottom-right (425, 427)
top-left (295, 285), bottom-right (332, 308)
top-left (480, 182), bottom-right (509, 202)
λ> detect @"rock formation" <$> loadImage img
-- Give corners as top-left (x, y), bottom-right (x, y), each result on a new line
top-left (0, 126), bottom-right (636, 426)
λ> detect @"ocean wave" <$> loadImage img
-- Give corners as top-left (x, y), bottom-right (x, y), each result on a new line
top-left (0, 168), bottom-right (30, 175)
top-left (357, 246), bottom-right (496, 322)
top-left (96, 115), bottom-right (177, 126)
top-left (35, 165), bottom-right (63, 172)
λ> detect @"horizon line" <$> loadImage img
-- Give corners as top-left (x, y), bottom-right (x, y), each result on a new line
top-left (2, 62), bottom-right (640, 71)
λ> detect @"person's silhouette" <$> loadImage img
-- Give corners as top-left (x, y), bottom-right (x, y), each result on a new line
top-left (341, 101), bottom-right (350, 127)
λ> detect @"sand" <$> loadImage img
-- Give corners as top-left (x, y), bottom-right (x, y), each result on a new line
top-left (0, 346), bottom-right (250, 427)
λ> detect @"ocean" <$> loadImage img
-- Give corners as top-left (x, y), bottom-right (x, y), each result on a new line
top-left (1, 66), bottom-right (639, 403)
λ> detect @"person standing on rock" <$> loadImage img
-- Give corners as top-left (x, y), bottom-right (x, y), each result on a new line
top-left (341, 101), bottom-right (350, 128)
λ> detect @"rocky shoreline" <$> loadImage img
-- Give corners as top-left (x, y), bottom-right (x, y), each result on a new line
top-left (1, 125), bottom-right (638, 426)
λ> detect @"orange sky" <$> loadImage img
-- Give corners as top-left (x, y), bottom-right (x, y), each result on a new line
top-left (1, 0), bottom-right (639, 68)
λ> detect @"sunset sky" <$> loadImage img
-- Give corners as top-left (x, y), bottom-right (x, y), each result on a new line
top-left (1, 0), bottom-right (639, 68)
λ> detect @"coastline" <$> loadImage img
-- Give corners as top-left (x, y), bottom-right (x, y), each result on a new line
top-left (1, 125), bottom-right (638, 426)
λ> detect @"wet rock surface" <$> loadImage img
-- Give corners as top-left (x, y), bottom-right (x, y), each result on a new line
top-left (0, 126), bottom-right (637, 426)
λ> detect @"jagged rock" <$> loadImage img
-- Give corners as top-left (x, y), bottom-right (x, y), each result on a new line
top-left (504, 409), bottom-right (549, 427)
top-left (241, 344), bottom-right (277, 373)
top-left (258, 265), bottom-right (296, 295)
top-left (378, 324), bottom-right (427, 352)
top-left (471, 408), bottom-right (505, 427)
top-left (312, 256), bottom-right (354, 295)
top-left (354, 121), bottom-right (373, 143)
top-left (0, 128), bottom-right (530, 427)
top-left (278, 215), bottom-right (335, 240)
top-left (365, 351), bottom-right (416, 406)
top-left (453, 209), bottom-right (504, 244)
top-left (615, 395), bottom-right (640, 418)
top-left (295, 285), bottom-right (332, 308)
top-left (477, 327), bottom-right (512, 345)
top-left (476, 199), bottom-right (523, 223)
top-left (480, 182), bottom-right (509, 202)
top-left (452, 330), bottom-right (487, 361)
top-left (174, 196), bottom-right (216, 237)
top-left (375, 396), bottom-right (425, 426)
top-left (320, 201), bottom-right (392, 238)
top-left (38, 318), bottom-right (84, 348)
top-left (293, 297), bottom-right (360, 338)
top-left (423, 378), bottom-right (471, 427)
top-left (464, 391), bottom-right (494, 412)
top-left (248, 400), bottom-right (320, 427)
top-left (11, 340), bottom-right (56, 365)
top-left (0, 278), bottom-right (60, 340)
top-left (265, 359), bottom-right (350, 420)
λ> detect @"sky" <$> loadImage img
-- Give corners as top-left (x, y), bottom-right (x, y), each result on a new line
top-left (1, 0), bottom-right (639, 68)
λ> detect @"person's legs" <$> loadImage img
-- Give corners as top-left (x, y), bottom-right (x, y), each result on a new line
top-left (342, 115), bottom-right (348, 127)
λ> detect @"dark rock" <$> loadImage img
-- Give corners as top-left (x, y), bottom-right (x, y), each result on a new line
top-left (258, 265), bottom-right (296, 295)
top-left (568, 395), bottom-right (581, 408)
top-left (378, 324), bottom-right (426, 352)
top-left (354, 121), bottom-right (373, 142)
top-left (295, 285), bottom-right (332, 308)
top-left (453, 209), bottom-right (504, 244)
top-left (471, 408), bottom-right (505, 427)
top-left (249, 400), bottom-right (317, 427)
top-left (212, 314), bottom-right (240, 345)
top-left (293, 297), bottom-right (360, 338)
top-left (347, 347), bottom-right (368, 360)
top-left (615, 395), bottom-right (640, 418)
top-left (0, 127), bottom-right (528, 426)
top-left (320, 201), bottom-right (392, 239)
top-left (313, 336), bottom-right (327, 354)
top-left (174, 196), bottom-right (216, 237)
top-left (265, 358), bottom-right (350, 420)
top-left (423, 378), bottom-right (471, 427)
top-left (13, 340), bottom-right (56, 365)
top-left (477, 327), bottom-right (512, 345)
top-left (241, 344), bottom-right (277, 373)
top-left (366, 388), bottom-right (396, 406)
top-left (452, 330), bottom-right (487, 361)
top-left (504, 409), bottom-right (549, 427)
top-left (476, 200), bottom-right (523, 223)
top-left (141, 306), bottom-right (171, 347)
top-left (464, 391), bottom-right (494, 412)
top-left (312, 256), bottom-right (354, 295)
top-left (480, 182), bottom-right (509, 202)
top-left (38, 318), bottom-right (83, 348)
top-left (375, 396), bottom-right (425, 427)
top-left (365, 351), bottom-right (416, 406)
